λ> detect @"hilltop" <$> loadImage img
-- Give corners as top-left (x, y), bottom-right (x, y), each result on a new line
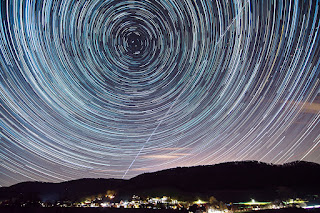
top-left (1, 161), bottom-right (320, 202)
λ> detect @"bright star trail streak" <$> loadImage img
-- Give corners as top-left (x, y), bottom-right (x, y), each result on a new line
top-left (122, 0), bottom-right (250, 179)
top-left (0, 0), bottom-right (320, 187)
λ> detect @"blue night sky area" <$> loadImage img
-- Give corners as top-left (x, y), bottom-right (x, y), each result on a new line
top-left (0, 0), bottom-right (320, 187)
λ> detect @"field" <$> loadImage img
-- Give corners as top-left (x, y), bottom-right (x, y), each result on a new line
top-left (0, 207), bottom-right (182, 213)
top-left (1, 207), bottom-right (320, 213)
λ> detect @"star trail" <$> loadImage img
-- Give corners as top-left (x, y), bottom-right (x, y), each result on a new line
top-left (0, 0), bottom-right (320, 187)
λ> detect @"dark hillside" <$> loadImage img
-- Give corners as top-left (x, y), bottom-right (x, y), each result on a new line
top-left (126, 161), bottom-right (320, 200)
top-left (1, 161), bottom-right (319, 202)
top-left (0, 178), bottom-right (125, 202)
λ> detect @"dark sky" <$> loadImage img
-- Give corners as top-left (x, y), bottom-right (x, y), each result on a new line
top-left (0, 0), bottom-right (320, 187)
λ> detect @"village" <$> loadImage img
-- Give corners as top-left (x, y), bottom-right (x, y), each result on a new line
top-left (27, 193), bottom-right (319, 213)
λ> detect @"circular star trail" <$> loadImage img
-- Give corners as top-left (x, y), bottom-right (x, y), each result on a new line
top-left (0, 0), bottom-right (320, 186)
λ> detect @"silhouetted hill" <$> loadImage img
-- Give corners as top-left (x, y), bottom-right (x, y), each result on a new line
top-left (0, 178), bottom-right (125, 202)
top-left (125, 161), bottom-right (320, 201)
top-left (1, 161), bottom-right (320, 203)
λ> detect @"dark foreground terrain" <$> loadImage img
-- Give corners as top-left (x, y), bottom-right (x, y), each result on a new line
top-left (1, 207), bottom-right (320, 213)
top-left (250, 208), bottom-right (320, 213)
top-left (0, 207), bottom-right (182, 213)
top-left (1, 161), bottom-right (320, 203)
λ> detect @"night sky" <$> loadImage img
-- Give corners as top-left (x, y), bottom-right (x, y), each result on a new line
top-left (0, 0), bottom-right (320, 187)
